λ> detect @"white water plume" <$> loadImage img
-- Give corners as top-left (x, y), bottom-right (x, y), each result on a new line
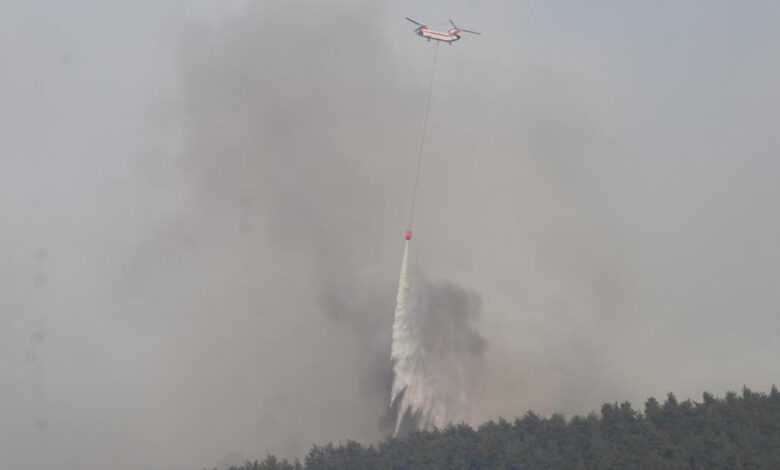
top-left (390, 241), bottom-right (486, 436)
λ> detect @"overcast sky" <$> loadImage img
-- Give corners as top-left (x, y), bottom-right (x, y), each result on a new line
top-left (2, 1), bottom-right (780, 469)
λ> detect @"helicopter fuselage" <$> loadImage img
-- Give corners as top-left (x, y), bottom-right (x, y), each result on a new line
top-left (416, 26), bottom-right (461, 43)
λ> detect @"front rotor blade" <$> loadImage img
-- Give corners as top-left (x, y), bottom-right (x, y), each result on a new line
top-left (449, 19), bottom-right (458, 29)
top-left (405, 17), bottom-right (422, 26)
top-left (461, 29), bottom-right (482, 35)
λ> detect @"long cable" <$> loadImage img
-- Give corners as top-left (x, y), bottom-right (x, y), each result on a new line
top-left (407, 41), bottom-right (440, 230)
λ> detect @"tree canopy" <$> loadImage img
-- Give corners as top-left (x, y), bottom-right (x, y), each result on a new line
top-left (218, 386), bottom-right (780, 470)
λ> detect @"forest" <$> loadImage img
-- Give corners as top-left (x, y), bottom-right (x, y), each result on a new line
top-left (214, 386), bottom-right (780, 470)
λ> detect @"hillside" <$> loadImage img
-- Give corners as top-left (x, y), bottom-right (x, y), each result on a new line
top-left (219, 387), bottom-right (780, 470)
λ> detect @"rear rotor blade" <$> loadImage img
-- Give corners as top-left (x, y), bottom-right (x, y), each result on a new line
top-left (405, 17), bottom-right (422, 26)
top-left (461, 29), bottom-right (482, 35)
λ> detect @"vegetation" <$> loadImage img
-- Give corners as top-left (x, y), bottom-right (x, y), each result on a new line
top-left (218, 386), bottom-right (780, 470)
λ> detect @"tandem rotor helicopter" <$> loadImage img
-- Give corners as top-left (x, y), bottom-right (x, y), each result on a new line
top-left (405, 18), bottom-right (481, 44)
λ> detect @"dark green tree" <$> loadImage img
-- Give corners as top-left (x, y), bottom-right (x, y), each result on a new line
top-left (226, 387), bottom-right (780, 470)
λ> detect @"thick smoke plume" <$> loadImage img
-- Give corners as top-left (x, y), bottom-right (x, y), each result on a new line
top-left (391, 241), bottom-right (485, 435)
top-left (5, 2), bottom-right (780, 469)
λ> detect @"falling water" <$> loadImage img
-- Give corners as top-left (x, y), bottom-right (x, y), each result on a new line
top-left (390, 241), bottom-right (485, 436)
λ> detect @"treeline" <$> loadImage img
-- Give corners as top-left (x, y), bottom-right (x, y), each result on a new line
top-left (219, 386), bottom-right (780, 470)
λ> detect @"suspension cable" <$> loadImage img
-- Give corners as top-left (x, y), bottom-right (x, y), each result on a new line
top-left (407, 41), bottom-right (440, 231)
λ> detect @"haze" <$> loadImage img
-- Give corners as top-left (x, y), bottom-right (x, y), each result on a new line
top-left (2, 1), bottom-right (780, 469)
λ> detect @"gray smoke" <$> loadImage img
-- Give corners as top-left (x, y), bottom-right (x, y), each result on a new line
top-left (158, 0), bottom-right (491, 455)
top-left (143, 0), bottom-right (480, 454)
top-left (3, 1), bottom-right (780, 470)
top-left (391, 242), bottom-right (486, 434)
top-left (168, 0), bottom-right (489, 439)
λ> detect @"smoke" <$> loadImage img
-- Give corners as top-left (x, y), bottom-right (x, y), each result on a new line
top-left (391, 241), bottom-right (485, 435)
top-left (167, 0), bottom-right (490, 446)
top-left (162, 0), bottom-right (490, 454)
top-left (132, 0), bottom-right (462, 457)
top-left (4, 1), bottom-right (780, 469)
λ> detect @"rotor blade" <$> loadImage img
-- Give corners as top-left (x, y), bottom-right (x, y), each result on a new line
top-left (461, 29), bottom-right (482, 35)
top-left (449, 19), bottom-right (458, 29)
top-left (405, 17), bottom-right (422, 26)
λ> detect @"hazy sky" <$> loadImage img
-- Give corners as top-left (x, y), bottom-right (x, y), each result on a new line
top-left (2, 1), bottom-right (780, 469)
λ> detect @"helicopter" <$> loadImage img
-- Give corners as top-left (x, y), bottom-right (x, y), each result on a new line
top-left (405, 18), bottom-right (481, 44)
